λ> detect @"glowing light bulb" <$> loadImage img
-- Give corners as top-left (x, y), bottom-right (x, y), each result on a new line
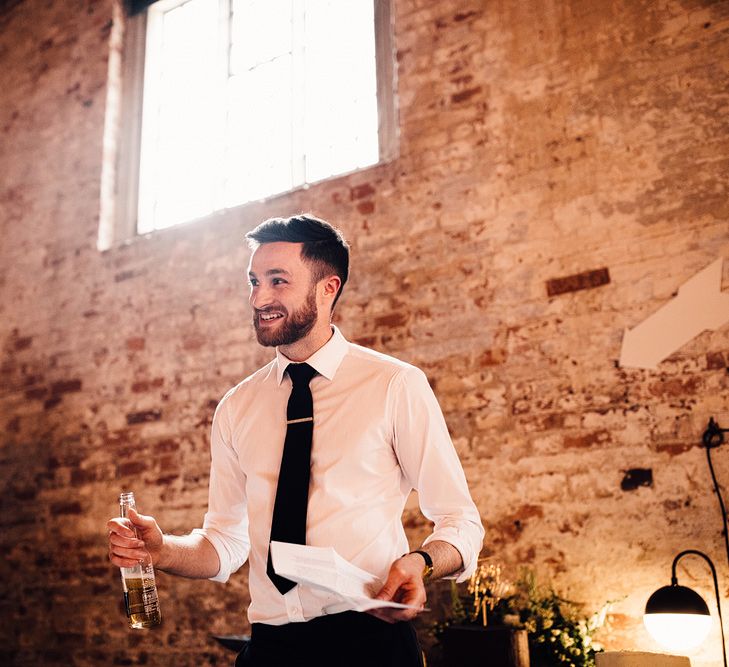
top-left (644, 612), bottom-right (712, 652)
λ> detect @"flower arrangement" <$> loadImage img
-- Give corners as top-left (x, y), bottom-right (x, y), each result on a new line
top-left (461, 561), bottom-right (512, 626)
top-left (434, 563), bottom-right (610, 667)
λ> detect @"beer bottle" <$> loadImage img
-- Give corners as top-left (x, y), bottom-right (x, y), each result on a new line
top-left (119, 492), bottom-right (162, 628)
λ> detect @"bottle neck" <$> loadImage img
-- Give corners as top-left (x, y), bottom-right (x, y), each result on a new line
top-left (119, 492), bottom-right (136, 518)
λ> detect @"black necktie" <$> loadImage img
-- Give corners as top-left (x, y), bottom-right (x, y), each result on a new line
top-left (267, 362), bottom-right (318, 594)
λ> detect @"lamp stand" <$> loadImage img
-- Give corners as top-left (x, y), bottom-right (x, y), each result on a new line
top-left (671, 550), bottom-right (727, 667)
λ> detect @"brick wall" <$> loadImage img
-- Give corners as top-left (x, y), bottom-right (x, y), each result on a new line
top-left (1, 0), bottom-right (729, 665)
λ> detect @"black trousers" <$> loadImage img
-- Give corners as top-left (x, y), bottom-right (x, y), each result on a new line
top-left (235, 611), bottom-right (424, 667)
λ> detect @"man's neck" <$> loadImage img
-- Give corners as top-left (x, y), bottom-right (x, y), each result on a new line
top-left (279, 323), bottom-right (334, 362)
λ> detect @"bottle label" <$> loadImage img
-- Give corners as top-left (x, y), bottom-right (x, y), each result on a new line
top-left (122, 574), bottom-right (160, 617)
top-left (140, 567), bottom-right (159, 614)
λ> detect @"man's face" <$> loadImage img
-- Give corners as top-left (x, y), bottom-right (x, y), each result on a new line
top-left (247, 242), bottom-right (320, 347)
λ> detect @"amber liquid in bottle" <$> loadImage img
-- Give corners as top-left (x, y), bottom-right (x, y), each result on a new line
top-left (119, 492), bottom-right (162, 628)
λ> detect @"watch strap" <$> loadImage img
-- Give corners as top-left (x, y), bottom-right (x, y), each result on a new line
top-left (411, 549), bottom-right (434, 581)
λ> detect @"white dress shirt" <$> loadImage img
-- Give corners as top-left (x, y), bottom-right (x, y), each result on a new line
top-left (194, 326), bottom-right (484, 625)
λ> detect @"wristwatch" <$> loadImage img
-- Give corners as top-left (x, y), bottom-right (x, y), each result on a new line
top-left (411, 549), bottom-right (434, 582)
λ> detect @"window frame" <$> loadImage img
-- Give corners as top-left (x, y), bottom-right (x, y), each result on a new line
top-left (103, 0), bottom-right (397, 249)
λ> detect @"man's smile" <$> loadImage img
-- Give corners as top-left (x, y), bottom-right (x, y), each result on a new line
top-left (256, 310), bottom-right (286, 326)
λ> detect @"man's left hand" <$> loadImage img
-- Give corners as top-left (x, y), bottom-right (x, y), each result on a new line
top-left (368, 553), bottom-right (427, 623)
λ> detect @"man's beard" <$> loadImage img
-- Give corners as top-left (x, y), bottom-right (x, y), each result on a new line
top-left (253, 288), bottom-right (318, 347)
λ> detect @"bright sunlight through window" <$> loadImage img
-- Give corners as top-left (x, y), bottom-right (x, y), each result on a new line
top-left (137, 0), bottom-right (381, 234)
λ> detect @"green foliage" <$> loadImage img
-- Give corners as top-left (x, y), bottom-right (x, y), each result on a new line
top-left (434, 568), bottom-right (610, 667)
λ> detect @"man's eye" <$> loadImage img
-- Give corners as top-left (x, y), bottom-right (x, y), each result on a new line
top-left (248, 279), bottom-right (258, 287)
top-left (272, 278), bottom-right (287, 285)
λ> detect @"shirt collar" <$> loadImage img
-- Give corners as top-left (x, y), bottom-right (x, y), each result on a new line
top-left (274, 325), bottom-right (349, 385)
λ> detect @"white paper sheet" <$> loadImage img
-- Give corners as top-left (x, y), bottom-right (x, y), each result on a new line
top-left (270, 541), bottom-right (426, 612)
top-left (619, 257), bottom-right (729, 369)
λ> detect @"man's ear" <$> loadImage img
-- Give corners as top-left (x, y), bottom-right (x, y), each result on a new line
top-left (321, 275), bottom-right (342, 301)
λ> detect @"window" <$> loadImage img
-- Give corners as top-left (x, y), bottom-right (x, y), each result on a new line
top-left (105, 0), bottom-right (396, 245)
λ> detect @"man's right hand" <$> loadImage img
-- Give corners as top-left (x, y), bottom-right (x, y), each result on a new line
top-left (107, 508), bottom-right (165, 569)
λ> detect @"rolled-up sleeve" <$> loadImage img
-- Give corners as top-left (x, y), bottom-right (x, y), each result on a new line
top-left (391, 366), bottom-right (485, 582)
top-left (192, 396), bottom-right (250, 583)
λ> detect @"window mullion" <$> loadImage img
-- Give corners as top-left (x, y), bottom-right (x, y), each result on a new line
top-left (213, 0), bottom-right (232, 211)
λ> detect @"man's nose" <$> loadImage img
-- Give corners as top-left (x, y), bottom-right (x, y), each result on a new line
top-left (250, 286), bottom-right (272, 310)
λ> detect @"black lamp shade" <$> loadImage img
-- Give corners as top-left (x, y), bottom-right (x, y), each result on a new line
top-left (645, 584), bottom-right (711, 616)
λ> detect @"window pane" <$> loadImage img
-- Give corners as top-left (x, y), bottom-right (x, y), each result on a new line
top-left (304, 0), bottom-right (379, 182)
top-left (231, 0), bottom-right (293, 74)
top-left (224, 55), bottom-right (294, 206)
top-left (138, 0), bottom-right (220, 232)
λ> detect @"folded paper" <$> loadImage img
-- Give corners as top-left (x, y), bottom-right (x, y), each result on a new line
top-left (270, 541), bottom-right (426, 613)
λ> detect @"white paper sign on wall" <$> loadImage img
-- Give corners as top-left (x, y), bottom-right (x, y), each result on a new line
top-left (619, 258), bottom-right (729, 370)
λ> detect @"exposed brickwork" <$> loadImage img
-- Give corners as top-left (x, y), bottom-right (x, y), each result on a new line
top-left (1, 0), bottom-right (729, 665)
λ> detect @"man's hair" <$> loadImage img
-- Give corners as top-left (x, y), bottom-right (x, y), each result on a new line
top-left (245, 214), bottom-right (350, 309)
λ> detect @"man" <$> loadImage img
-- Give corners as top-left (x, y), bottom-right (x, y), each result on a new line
top-left (108, 214), bottom-right (484, 666)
